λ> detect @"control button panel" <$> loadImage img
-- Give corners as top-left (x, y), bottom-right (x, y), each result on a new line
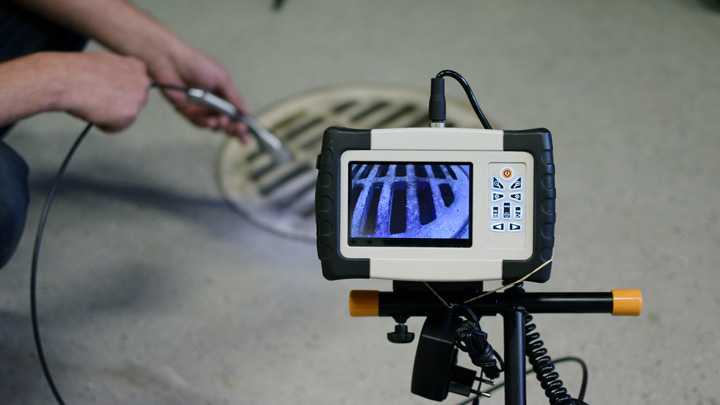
top-left (488, 163), bottom-right (528, 249)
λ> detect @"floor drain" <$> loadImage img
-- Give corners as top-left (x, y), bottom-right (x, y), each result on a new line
top-left (217, 85), bottom-right (481, 241)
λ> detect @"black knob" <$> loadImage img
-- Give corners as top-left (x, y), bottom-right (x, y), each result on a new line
top-left (387, 324), bottom-right (415, 344)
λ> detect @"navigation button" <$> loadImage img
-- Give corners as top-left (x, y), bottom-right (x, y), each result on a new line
top-left (492, 176), bottom-right (504, 190)
top-left (514, 206), bottom-right (523, 220)
top-left (509, 223), bottom-right (522, 232)
top-left (492, 223), bottom-right (505, 232)
top-left (510, 192), bottom-right (523, 202)
top-left (491, 206), bottom-right (500, 220)
top-left (492, 192), bottom-right (504, 201)
top-left (510, 176), bottom-right (523, 190)
top-left (503, 202), bottom-right (512, 219)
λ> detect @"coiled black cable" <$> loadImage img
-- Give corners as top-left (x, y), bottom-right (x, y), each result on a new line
top-left (456, 356), bottom-right (588, 405)
top-left (454, 308), bottom-right (504, 380)
top-left (524, 313), bottom-right (574, 404)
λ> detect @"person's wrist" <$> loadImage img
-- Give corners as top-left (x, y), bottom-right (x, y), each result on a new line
top-left (23, 52), bottom-right (71, 114)
top-left (126, 26), bottom-right (188, 75)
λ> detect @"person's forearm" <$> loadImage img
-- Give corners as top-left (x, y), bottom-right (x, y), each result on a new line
top-left (0, 54), bottom-right (64, 127)
top-left (9, 0), bottom-right (250, 137)
top-left (0, 52), bottom-right (150, 132)
top-left (9, 0), bottom-right (186, 68)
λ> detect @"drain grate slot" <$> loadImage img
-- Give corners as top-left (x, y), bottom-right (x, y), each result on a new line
top-left (284, 117), bottom-right (325, 142)
top-left (359, 164), bottom-right (374, 179)
top-left (409, 115), bottom-right (431, 128)
top-left (374, 104), bottom-right (418, 128)
top-left (249, 161), bottom-right (277, 182)
top-left (350, 164), bottom-right (363, 179)
top-left (332, 100), bottom-right (358, 114)
top-left (298, 134), bottom-right (324, 151)
top-left (351, 101), bottom-right (391, 123)
top-left (377, 165), bottom-right (389, 178)
top-left (431, 164), bottom-right (446, 179)
top-left (350, 184), bottom-right (364, 219)
top-left (416, 180), bottom-right (436, 225)
top-left (439, 183), bottom-right (455, 207)
top-left (258, 163), bottom-right (313, 196)
top-left (389, 182), bottom-right (408, 235)
top-left (271, 180), bottom-right (317, 210)
top-left (247, 148), bottom-right (267, 163)
top-left (362, 183), bottom-right (384, 235)
top-left (415, 164), bottom-right (428, 178)
top-left (270, 111), bottom-right (307, 135)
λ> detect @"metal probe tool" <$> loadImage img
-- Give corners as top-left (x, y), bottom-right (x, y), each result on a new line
top-left (187, 88), bottom-right (293, 163)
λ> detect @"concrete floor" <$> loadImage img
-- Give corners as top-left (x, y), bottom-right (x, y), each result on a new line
top-left (2, 0), bottom-right (720, 403)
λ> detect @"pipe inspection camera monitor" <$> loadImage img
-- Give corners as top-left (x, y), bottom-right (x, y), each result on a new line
top-left (315, 126), bottom-right (556, 283)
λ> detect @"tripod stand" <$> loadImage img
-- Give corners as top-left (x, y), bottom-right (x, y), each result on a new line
top-left (349, 282), bottom-right (642, 405)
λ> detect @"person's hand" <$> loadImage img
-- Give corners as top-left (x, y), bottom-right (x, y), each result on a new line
top-left (54, 51), bottom-right (151, 132)
top-left (11, 0), bottom-right (249, 140)
top-left (146, 45), bottom-right (250, 142)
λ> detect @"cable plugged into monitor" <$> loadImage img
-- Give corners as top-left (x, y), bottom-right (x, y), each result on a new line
top-left (428, 70), bottom-right (492, 130)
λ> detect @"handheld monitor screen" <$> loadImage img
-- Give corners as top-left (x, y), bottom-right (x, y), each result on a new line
top-left (348, 162), bottom-right (472, 247)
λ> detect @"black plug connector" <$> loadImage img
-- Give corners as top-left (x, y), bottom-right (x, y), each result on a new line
top-left (432, 70), bottom-right (493, 130)
top-left (429, 77), bottom-right (446, 126)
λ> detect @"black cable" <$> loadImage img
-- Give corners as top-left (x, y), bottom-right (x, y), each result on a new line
top-left (524, 314), bottom-right (573, 404)
top-left (31, 122), bottom-right (93, 405)
top-left (29, 84), bottom-right (184, 405)
top-left (454, 307), bottom-right (504, 380)
top-left (456, 357), bottom-right (589, 405)
top-left (435, 70), bottom-right (492, 130)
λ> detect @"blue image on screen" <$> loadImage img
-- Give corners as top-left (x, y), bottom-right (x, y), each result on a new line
top-left (349, 162), bottom-right (471, 246)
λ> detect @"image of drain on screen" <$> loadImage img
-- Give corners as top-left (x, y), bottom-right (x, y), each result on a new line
top-left (349, 162), bottom-right (472, 247)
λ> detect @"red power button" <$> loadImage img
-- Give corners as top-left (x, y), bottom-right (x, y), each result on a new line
top-left (501, 167), bottom-right (513, 180)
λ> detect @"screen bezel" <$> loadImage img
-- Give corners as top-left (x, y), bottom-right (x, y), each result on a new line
top-left (347, 161), bottom-right (473, 248)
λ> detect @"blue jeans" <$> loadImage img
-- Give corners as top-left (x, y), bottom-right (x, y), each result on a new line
top-left (0, 141), bottom-right (29, 268)
top-left (0, 3), bottom-right (87, 268)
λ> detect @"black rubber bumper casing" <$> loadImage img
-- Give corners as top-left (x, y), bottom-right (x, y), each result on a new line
top-left (315, 127), bottom-right (372, 280)
top-left (502, 128), bottom-right (556, 283)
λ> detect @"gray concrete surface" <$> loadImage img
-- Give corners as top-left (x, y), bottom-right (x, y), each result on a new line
top-left (2, 0), bottom-right (719, 403)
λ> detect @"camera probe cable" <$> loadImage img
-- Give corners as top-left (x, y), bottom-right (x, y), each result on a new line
top-left (30, 82), bottom-right (261, 405)
top-left (30, 122), bottom-right (93, 405)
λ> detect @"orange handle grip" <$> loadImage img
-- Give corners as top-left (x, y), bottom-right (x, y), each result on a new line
top-left (349, 290), bottom-right (379, 317)
top-left (611, 289), bottom-right (643, 316)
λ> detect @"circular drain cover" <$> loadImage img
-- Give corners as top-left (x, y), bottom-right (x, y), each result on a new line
top-left (217, 85), bottom-right (481, 241)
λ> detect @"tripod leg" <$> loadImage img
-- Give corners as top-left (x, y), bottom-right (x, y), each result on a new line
top-left (503, 307), bottom-right (526, 405)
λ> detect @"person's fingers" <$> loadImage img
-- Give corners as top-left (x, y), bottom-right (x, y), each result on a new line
top-left (215, 114), bottom-right (230, 131)
top-left (226, 121), bottom-right (250, 144)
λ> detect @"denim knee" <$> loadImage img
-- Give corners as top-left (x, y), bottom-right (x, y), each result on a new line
top-left (0, 141), bottom-right (29, 269)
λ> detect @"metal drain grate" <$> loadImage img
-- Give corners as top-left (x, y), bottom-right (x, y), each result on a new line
top-left (217, 85), bottom-right (480, 241)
